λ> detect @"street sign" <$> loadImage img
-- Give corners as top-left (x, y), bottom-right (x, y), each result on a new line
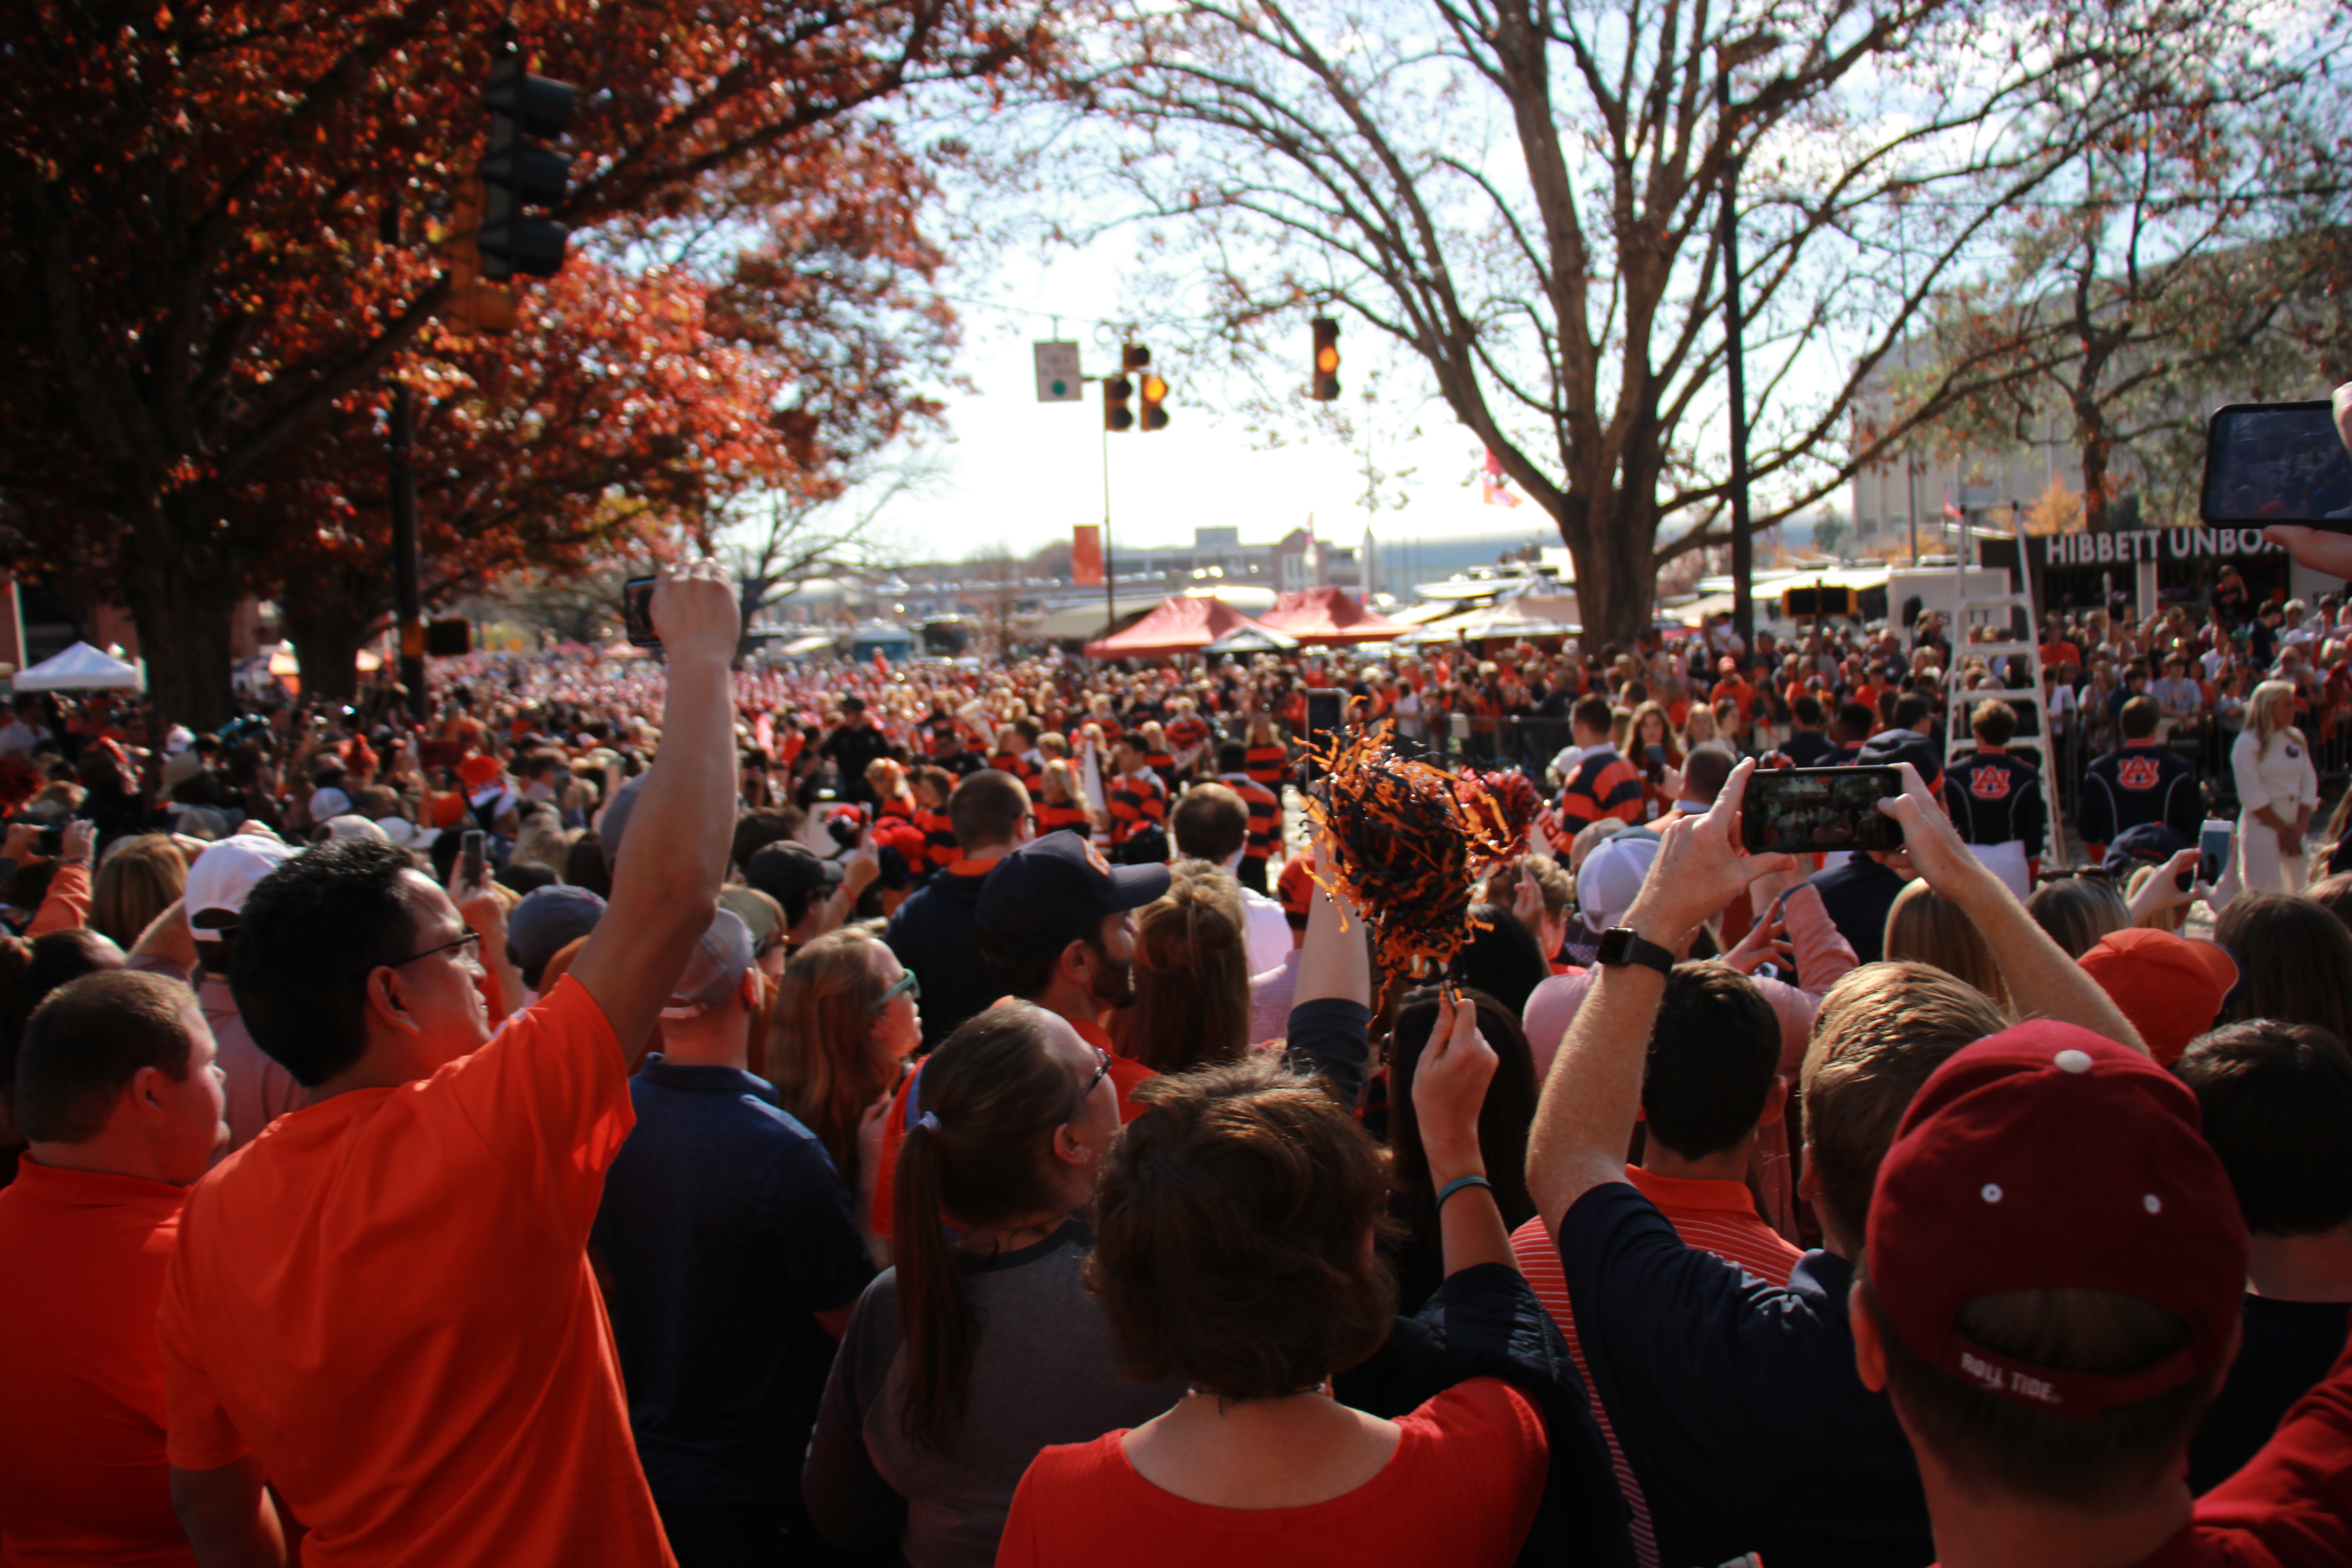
top-left (1034, 341), bottom-right (1082, 402)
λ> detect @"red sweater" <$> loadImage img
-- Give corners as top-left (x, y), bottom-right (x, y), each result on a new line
top-left (996, 1379), bottom-right (1546, 1568)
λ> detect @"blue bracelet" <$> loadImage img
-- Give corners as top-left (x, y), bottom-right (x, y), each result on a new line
top-left (1435, 1174), bottom-right (1493, 1211)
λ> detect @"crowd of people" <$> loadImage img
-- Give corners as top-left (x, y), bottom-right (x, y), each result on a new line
top-left (9, 522), bottom-right (2352, 1568)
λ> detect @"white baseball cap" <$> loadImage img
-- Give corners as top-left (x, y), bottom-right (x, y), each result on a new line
top-left (1576, 831), bottom-right (1661, 934)
top-left (185, 833), bottom-right (300, 941)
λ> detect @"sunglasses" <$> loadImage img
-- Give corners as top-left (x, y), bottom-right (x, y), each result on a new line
top-left (877, 969), bottom-right (921, 1008)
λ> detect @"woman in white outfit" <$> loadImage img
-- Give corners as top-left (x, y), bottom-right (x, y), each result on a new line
top-left (2231, 679), bottom-right (2320, 894)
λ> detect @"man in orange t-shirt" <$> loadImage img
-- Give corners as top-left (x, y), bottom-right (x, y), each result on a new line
top-left (157, 563), bottom-right (745, 1568)
top-left (0, 971), bottom-right (230, 1568)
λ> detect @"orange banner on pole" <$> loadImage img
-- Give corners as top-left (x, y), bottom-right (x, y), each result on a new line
top-left (1072, 524), bottom-right (1103, 586)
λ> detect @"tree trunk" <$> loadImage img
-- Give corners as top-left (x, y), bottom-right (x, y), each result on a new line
top-left (281, 597), bottom-right (373, 707)
top-left (119, 495), bottom-right (242, 730)
top-left (1557, 499), bottom-right (1658, 656)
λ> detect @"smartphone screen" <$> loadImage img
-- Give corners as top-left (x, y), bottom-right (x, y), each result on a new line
top-left (2201, 402), bottom-right (2352, 530)
top-left (2199, 818), bottom-right (2234, 887)
top-left (622, 575), bottom-right (660, 647)
top-left (1740, 767), bottom-right (1906, 855)
top-left (460, 829), bottom-right (486, 890)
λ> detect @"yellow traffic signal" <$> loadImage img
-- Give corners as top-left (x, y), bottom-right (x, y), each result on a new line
top-left (1311, 317), bottom-right (1340, 400)
top-left (1139, 370), bottom-right (1169, 431)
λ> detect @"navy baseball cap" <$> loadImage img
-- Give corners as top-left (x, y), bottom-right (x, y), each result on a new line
top-left (2104, 822), bottom-right (2190, 869)
top-left (506, 885), bottom-right (607, 990)
top-left (1857, 730), bottom-right (1944, 794)
top-left (975, 833), bottom-right (1170, 971)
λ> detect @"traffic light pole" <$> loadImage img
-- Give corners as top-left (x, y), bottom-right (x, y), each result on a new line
top-left (390, 380), bottom-right (426, 724)
top-left (381, 200), bottom-right (427, 723)
top-left (1100, 413), bottom-right (1114, 639)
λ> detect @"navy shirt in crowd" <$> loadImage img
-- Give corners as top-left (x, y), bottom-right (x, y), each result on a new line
top-left (1557, 1183), bottom-right (1933, 1568)
top-left (2189, 1294), bottom-right (2352, 1494)
top-left (885, 866), bottom-right (1006, 1049)
top-left (590, 1056), bottom-right (876, 1507)
top-left (1807, 853), bottom-right (1907, 967)
top-left (1780, 729), bottom-right (1841, 769)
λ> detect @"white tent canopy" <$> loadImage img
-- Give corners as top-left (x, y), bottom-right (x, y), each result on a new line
top-left (13, 641), bottom-right (144, 691)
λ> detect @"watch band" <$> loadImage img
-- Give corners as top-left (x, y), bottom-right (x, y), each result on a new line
top-left (1596, 926), bottom-right (1674, 978)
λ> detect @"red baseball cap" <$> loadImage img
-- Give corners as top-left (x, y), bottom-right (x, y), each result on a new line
top-left (2077, 929), bottom-right (2239, 1067)
top-left (1867, 1021), bottom-right (2246, 1421)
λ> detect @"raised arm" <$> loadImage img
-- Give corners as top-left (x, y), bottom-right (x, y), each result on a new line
top-left (1527, 760), bottom-right (1793, 1232)
top-left (568, 562), bottom-right (740, 1068)
top-left (1415, 989), bottom-right (1514, 1276)
top-left (1284, 860), bottom-right (1372, 1111)
top-left (1876, 763), bottom-right (2146, 1052)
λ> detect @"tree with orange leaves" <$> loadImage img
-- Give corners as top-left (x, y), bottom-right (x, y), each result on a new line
top-left (0, 0), bottom-right (1051, 724)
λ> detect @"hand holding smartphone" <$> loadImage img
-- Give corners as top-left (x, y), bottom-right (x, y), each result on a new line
top-left (1739, 767), bottom-right (1906, 855)
top-left (460, 829), bottom-right (487, 892)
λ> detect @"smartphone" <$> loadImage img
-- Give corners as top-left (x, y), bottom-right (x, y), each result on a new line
top-left (460, 829), bottom-right (486, 890)
top-left (2201, 402), bottom-right (2352, 530)
top-left (1645, 741), bottom-right (1666, 775)
top-left (622, 575), bottom-right (660, 647)
top-left (2196, 818), bottom-right (2234, 889)
top-left (1740, 766), bottom-right (1906, 855)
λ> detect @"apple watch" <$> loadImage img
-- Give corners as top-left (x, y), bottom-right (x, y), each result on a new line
top-left (1594, 926), bottom-right (1674, 978)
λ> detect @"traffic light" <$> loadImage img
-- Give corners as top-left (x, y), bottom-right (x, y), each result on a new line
top-left (1102, 363), bottom-right (1134, 431)
top-left (1132, 344), bottom-right (1169, 431)
top-left (1311, 317), bottom-right (1340, 400)
top-left (442, 176), bottom-right (517, 337)
top-left (480, 48), bottom-right (575, 279)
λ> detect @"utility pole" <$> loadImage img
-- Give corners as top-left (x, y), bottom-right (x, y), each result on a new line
top-left (1718, 63), bottom-right (1757, 655)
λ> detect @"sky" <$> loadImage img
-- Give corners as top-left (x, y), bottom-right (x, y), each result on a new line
top-left (843, 233), bottom-right (1573, 567)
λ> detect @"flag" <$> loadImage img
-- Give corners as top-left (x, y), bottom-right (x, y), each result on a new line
top-left (1072, 524), bottom-right (1103, 586)
top-left (1481, 449), bottom-right (1523, 507)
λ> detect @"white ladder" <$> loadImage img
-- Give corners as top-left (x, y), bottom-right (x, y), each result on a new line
top-left (1942, 542), bottom-right (2072, 868)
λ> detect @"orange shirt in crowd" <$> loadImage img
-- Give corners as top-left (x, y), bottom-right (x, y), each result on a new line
top-left (156, 979), bottom-right (671, 1568)
top-left (1509, 1166), bottom-right (1803, 1568)
top-left (0, 1159), bottom-right (195, 1568)
top-left (996, 1379), bottom-right (1547, 1568)
top-left (868, 1015), bottom-right (1150, 1239)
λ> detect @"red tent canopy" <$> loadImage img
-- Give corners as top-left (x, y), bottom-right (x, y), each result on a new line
top-left (1256, 587), bottom-right (1410, 645)
top-left (1084, 595), bottom-right (1274, 659)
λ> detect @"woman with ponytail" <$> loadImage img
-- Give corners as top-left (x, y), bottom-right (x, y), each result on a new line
top-left (1107, 865), bottom-right (1250, 1074)
top-left (802, 1002), bottom-right (1185, 1568)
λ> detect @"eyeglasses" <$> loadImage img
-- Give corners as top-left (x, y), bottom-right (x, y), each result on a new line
top-left (1083, 1045), bottom-right (1112, 1098)
top-left (877, 969), bottom-right (921, 1007)
top-left (384, 929), bottom-right (483, 972)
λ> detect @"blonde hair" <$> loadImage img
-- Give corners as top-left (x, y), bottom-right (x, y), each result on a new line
top-left (766, 928), bottom-right (900, 1185)
top-left (1802, 963), bottom-right (2009, 1246)
top-left (2250, 679), bottom-right (2305, 751)
top-left (90, 834), bottom-right (186, 948)
top-left (1883, 881), bottom-right (2010, 1011)
top-left (509, 813), bottom-right (574, 877)
top-left (1111, 864), bottom-right (1250, 1073)
top-left (1041, 758), bottom-right (1079, 805)
top-left (866, 756), bottom-right (907, 796)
